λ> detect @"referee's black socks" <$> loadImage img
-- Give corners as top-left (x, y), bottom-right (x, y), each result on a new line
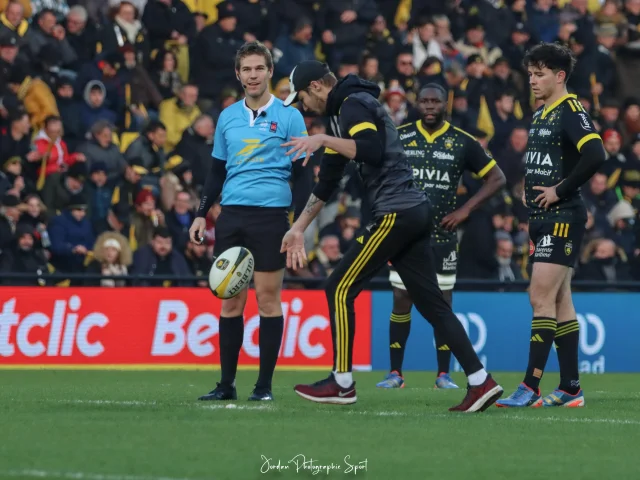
top-left (389, 313), bottom-right (411, 375)
top-left (523, 317), bottom-right (557, 391)
top-left (257, 315), bottom-right (284, 390)
top-left (219, 315), bottom-right (244, 386)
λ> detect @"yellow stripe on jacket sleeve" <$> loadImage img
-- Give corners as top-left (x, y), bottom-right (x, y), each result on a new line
top-left (576, 133), bottom-right (601, 152)
top-left (477, 159), bottom-right (497, 178)
top-left (348, 122), bottom-right (377, 137)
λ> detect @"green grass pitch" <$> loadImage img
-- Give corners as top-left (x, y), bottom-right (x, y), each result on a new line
top-left (1, 370), bottom-right (640, 480)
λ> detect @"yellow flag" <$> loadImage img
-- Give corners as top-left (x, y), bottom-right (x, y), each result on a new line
top-left (476, 95), bottom-right (494, 141)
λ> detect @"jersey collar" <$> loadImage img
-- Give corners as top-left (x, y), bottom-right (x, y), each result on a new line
top-left (541, 93), bottom-right (576, 119)
top-left (416, 120), bottom-right (450, 143)
top-left (243, 94), bottom-right (275, 126)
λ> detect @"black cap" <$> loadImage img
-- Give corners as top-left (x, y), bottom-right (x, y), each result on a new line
top-left (153, 225), bottom-right (171, 239)
top-left (0, 33), bottom-right (18, 48)
top-left (217, 1), bottom-right (236, 20)
top-left (1, 193), bottom-right (20, 207)
top-left (67, 192), bottom-right (88, 210)
top-left (284, 60), bottom-right (332, 107)
top-left (67, 162), bottom-right (87, 181)
top-left (512, 22), bottom-right (529, 34)
top-left (466, 53), bottom-right (484, 67)
top-left (16, 223), bottom-right (34, 240)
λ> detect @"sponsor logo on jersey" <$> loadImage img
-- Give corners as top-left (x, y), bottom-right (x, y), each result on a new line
top-left (400, 131), bottom-right (416, 140)
top-left (433, 151), bottom-right (455, 160)
top-left (534, 235), bottom-right (554, 258)
top-left (413, 168), bottom-right (451, 183)
top-left (406, 140), bottom-right (418, 147)
top-left (442, 250), bottom-right (457, 271)
top-left (539, 128), bottom-right (552, 136)
top-left (525, 151), bottom-right (553, 166)
top-left (579, 113), bottom-right (591, 131)
top-left (405, 149), bottom-right (425, 157)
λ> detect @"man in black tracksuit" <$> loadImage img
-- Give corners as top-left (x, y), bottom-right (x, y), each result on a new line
top-left (281, 61), bottom-right (504, 412)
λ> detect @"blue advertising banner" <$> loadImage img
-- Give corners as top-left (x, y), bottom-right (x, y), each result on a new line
top-left (371, 292), bottom-right (639, 373)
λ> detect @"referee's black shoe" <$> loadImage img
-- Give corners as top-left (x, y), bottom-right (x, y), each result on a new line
top-left (248, 385), bottom-right (274, 401)
top-left (198, 382), bottom-right (237, 401)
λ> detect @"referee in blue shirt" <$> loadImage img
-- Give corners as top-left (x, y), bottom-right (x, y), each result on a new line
top-left (190, 42), bottom-right (310, 402)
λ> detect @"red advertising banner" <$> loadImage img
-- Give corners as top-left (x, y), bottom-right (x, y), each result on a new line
top-left (0, 288), bottom-right (372, 369)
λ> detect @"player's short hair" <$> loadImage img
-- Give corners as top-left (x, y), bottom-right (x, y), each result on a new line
top-left (235, 41), bottom-right (273, 71)
top-left (419, 83), bottom-right (447, 99)
top-left (523, 42), bottom-right (577, 81)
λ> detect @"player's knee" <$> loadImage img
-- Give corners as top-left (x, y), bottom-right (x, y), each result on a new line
top-left (221, 294), bottom-right (246, 317)
top-left (392, 287), bottom-right (412, 315)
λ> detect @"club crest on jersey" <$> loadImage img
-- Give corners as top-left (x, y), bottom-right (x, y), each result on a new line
top-left (270, 121), bottom-right (278, 132)
top-left (529, 240), bottom-right (535, 256)
top-left (444, 137), bottom-right (454, 149)
top-left (565, 241), bottom-right (573, 256)
top-left (548, 111), bottom-right (558, 123)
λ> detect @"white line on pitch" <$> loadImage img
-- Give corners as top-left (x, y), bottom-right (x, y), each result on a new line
top-left (2, 470), bottom-right (201, 480)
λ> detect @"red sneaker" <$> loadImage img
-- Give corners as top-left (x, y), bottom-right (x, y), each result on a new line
top-left (294, 374), bottom-right (357, 405)
top-left (449, 374), bottom-right (504, 412)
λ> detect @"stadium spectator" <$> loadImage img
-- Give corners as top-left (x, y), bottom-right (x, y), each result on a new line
top-left (273, 18), bottom-right (315, 85)
top-left (495, 230), bottom-right (523, 282)
top-left (0, 1), bottom-right (32, 59)
top-left (130, 225), bottom-right (191, 286)
top-left (184, 234), bottom-right (211, 287)
top-left (123, 120), bottom-right (167, 191)
top-left (77, 120), bottom-right (127, 183)
top-left (7, 67), bottom-right (59, 131)
top-left (159, 83), bottom-right (200, 151)
top-left (0, 192), bottom-right (20, 252)
top-left (309, 234), bottom-right (342, 278)
top-left (575, 237), bottom-right (633, 284)
top-left (149, 48), bottom-right (181, 100)
top-left (129, 188), bottom-right (164, 251)
top-left (55, 77), bottom-right (84, 151)
top-left (86, 161), bottom-right (113, 235)
top-left (45, 160), bottom-right (87, 216)
top-left (101, 1), bottom-right (150, 67)
top-left (81, 80), bottom-right (118, 130)
top-left (165, 189), bottom-right (193, 254)
top-left (0, 222), bottom-right (48, 285)
top-left (191, 1), bottom-right (242, 110)
top-left (169, 113), bottom-right (212, 191)
top-left (85, 231), bottom-right (132, 286)
top-left (47, 192), bottom-right (94, 275)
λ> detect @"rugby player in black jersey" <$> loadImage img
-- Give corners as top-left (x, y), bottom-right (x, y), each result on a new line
top-left (279, 60), bottom-right (504, 411)
top-left (376, 84), bottom-right (506, 390)
top-left (497, 43), bottom-right (606, 408)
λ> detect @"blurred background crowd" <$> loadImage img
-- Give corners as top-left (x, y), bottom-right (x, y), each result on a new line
top-left (0, 0), bottom-right (639, 288)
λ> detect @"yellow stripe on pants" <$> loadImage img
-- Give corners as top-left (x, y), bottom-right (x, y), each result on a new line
top-left (334, 213), bottom-right (396, 372)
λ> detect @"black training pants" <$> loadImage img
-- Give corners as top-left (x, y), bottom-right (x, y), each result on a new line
top-left (324, 201), bottom-right (484, 375)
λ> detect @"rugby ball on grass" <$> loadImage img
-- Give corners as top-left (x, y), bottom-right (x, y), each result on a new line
top-left (208, 246), bottom-right (255, 299)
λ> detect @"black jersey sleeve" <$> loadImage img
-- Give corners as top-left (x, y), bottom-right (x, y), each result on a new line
top-left (462, 134), bottom-right (498, 178)
top-left (312, 149), bottom-right (349, 202)
top-left (339, 97), bottom-right (384, 166)
top-left (561, 104), bottom-right (602, 152)
top-left (556, 106), bottom-right (606, 198)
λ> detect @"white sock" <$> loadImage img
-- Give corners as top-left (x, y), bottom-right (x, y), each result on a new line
top-left (334, 372), bottom-right (353, 388)
top-left (467, 369), bottom-right (488, 386)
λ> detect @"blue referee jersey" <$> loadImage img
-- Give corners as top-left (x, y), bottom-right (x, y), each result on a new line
top-left (212, 95), bottom-right (308, 208)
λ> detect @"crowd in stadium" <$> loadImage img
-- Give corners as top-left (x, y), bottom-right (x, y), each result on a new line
top-left (0, 0), bottom-right (638, 287)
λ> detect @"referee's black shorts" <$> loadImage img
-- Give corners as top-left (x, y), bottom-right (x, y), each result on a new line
top-left (213, 205), bottom-right (289, 272)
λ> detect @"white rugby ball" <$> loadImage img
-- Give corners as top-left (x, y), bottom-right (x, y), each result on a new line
top-left (208, 246), bottom-right (255, 299)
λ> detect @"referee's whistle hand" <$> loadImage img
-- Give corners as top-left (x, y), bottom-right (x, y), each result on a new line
top-left (189, 217), bottom-right (206, 244)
